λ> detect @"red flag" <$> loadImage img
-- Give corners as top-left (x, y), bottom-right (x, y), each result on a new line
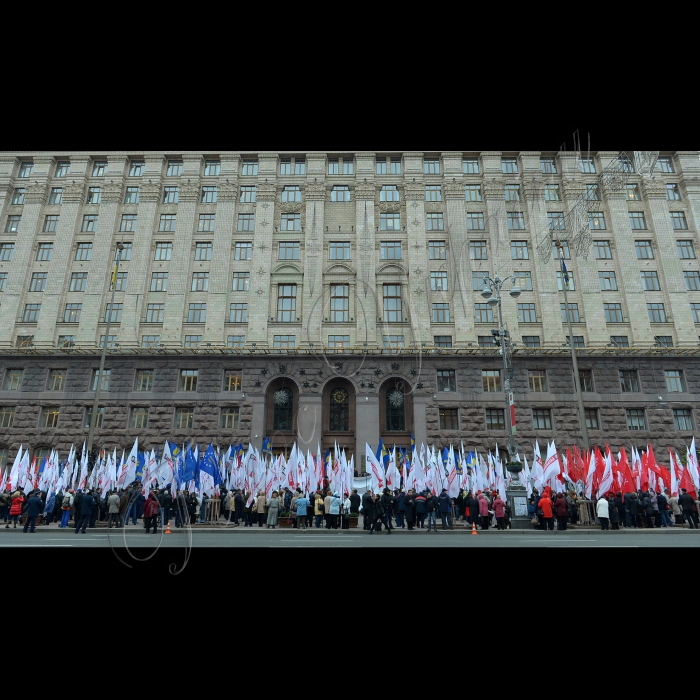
top-left (640, 451), bottom-right (650, 491)
top-left (618, 448), bottom-right (636, 495)
top-left (680, 465), bottom-right (697, 499)
top-left (572, 446), bottom-right (585, 483)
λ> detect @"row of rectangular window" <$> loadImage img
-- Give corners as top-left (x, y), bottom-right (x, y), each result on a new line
top-left (13, 156), bottom-right (678, 181)
top-left (9, 182), bottom-right (687, 210)
top-left (2, 365), bottom-right (688, 395)
top-left (436, 406), bottom-right (691, 432)
top-left (5, 238), bottom-right (696, 267)
top-left (0, 401), bottom-right (690, 433)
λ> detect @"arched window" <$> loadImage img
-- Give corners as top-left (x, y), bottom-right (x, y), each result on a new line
top-left (273, 388), bottom-right (294, 431)
top-left (386, 388), bottom-right (405, 431)
top-left (329, 388), bottom-right (349, 431)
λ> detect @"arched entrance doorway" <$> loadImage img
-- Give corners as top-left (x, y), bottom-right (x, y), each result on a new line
top-left (264, 376), bottom-right (300, 458)
top-left (322, 377), bottom-right (356, 467)
top-left (379, 376), bottom-right (413, 454)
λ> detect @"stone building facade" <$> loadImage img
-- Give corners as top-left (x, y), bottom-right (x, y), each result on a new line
top-left (1, 150), bottom-right (700, 471)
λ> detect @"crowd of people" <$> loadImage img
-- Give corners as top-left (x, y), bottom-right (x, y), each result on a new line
top-left (528, 486), bottom-right (700, 531)
top-left (1, 482), bottom-right (699, 534)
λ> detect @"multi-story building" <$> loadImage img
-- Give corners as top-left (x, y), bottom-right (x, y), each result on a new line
top-left (2, 150), bottom-right (700, 472)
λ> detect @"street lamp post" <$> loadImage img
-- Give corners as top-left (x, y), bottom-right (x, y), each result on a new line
top-left (557, 242), bottom-right (590, 453)
top-left (86, 243), bottom-right (124, 474)
top-left (481, 273), bottom-right (530, 528)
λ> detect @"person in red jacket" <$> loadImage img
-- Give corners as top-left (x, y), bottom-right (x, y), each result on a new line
top-left (538, 491), bottom-right (554, 530)
top-left (553, 492), bottom-right (568, 531)
top-left (492, 493), bottom-right (507, 530)
top-left (143, 491), bottom-right (160, 534)
top-left (6, 490), bottom-right (24, 529)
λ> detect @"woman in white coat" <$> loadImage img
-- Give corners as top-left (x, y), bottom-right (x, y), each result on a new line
top-left (596, 493), bottom-right (610, 530)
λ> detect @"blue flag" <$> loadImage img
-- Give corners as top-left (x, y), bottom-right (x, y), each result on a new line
top-left (183, 445), bottom-right (196, 484)
top-left (410, 432), bottom-right (415, 448)
top-left (200, 443), bottom-right (222, 486)
top-left (262, 437), bottom-right (273, 457)
top-left (561, 257), bottom-right (570, 287)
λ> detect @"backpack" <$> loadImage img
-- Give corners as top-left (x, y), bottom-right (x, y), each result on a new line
top-left (63, 495), bottom-right (72, 509)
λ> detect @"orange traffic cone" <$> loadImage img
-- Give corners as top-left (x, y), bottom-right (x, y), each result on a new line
top-left (471, 522), bottom-right (478, 535)
top-left (165, 521), bottom-right (171, 534)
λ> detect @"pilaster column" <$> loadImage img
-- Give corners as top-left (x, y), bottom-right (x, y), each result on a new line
top-left (602, 178), bottom-right (653, 344)
top-left (209, 173), bottom-right (238, 345)
top-left (121, 166), bottom-right (162, 345)
top-left (301, 182), bottom-right (325, 348)
top-left (442, 178), bottom-right (473, 344)
top-left (162, 154), bottom-right (201, 343)
top-left (642, 176), bottom-right (696, 346)
top-left (403, 178), bottom-right (430, 348)
top-left (76, 157), bottom-right (127, 345)
top-left (354, 180), bottom-right (378, 347)
top-left (246, 178), bottom-right (276, 346)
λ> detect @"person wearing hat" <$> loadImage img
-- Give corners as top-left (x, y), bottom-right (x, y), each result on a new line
top-left (294, 491), bottom-right (310, 530)
top-left (22, 490), bottom-right (45, 533)
top-left (678, 488), bottom-right (697, 528)
top-left (380, 487), bottom-right (395, 532)
top-left (413, 489), bottom-right (427, 529)
top-left (107, 489), bottom-right (122, 528)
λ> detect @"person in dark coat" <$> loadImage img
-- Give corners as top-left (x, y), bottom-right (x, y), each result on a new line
top-left (614, 492), bottom-right (625, 528)
top-left (187, 491), bottom-right (198, 525)
top-left (404, 489), bottom-right (416, 531)
top-left (73, 490), bottom-right (84, 521)
top-left (74, 490), bottom-right (95, 534)
top-left (414, 490), bottom-right (427, 529)
top-left (640, 491), bottom-right (653, 528)
top-left (628, 493), bottom-right (641, 528)
top-left (553, 492), bottom-right (568, 531)
top-left (233, 490), bottom-right (244, 526)
top-left (89, 489), bottom-right (101, 528)
top-left (656, 491), bottom-right (673, 527)
top-left (608, 493), bottom-right (620, 529)
top-left (51, 489), bottom-right (64, 524)
top-left (380, 488), bottom-right (395, 532)
top-left (349, 489), bottom-right (361, 516)
top-left (438, 488), bottom-right (453, 530)
top-left (466, 492), bottom-right (479, 528)
top-left (22, 491), bottom-right (44, 533)
top-left (678, 488), bottom-right (697, 528)
top-left (361, 490), bottom-right (374, 530)
top-left (395, 490), bottom-right (406, 528)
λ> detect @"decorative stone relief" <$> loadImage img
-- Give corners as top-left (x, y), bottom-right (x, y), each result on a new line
top-left (304, 183), bottom-right (326, 200)
top-left (161, 205), bottom-right (177, 214)
top-left (256, 182), bottom-right (277, 201)
top-left (101, 183), bottom-right (124, 203)
top-left (403, 181), bottom-right (424, 200)
top-left (641, 178), bottom-right (668, 200)
top-left (444, 179), bottom-right (465, 199)
top-left (123, 205), bottom-right (137, 214)
top-left (24, 183), bottom-right (48, 206)
top-left (217, 182), bottom-right (238, 201)
top-left (378, 201), bottom-right (401, 213)
top-left (354, 182), bottom-right (376, 200)
top-left (200, 204), bottom-right (215, 213)
top-left (61, 183), bottom-right (86, 203)
top-left (139, 182), bottom-right (161, 202)
top-left (481, 182), bottom-right (504, 200)
top-left (425, 201), bottom-right (444, 213)
top-left (179, 182), bottom-right (200, 202)
top-left (237, 203), bottom-right (255, 214)
top-left (279, 201), bottom-right (303, 214)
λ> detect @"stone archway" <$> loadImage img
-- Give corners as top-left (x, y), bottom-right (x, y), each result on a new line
top-left (379, 376), bottom-right (413, 452)
top-left (322, 377), bottom-right (356, 463)
top-left (264, 376), bottom-right (300, 456)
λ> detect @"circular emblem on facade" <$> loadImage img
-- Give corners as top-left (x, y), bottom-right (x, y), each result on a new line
top-left (274, 389), bottom-right (290, 406)
top-left (388, 390), bottom-right (404, 407)
top-left (123, 205), bottom-right (137, 214)
top-left (332, 388), bottom-right (348, 404)
top-left (162, 205), bottom-right (177, 214)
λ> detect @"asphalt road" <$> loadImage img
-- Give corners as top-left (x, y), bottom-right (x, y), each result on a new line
top-left (2, 527), bottom-right (699, 548)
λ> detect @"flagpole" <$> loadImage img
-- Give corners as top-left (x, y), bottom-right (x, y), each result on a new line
top-left (86, 242), bottom-right (124, 473)
top-left (557, 240), bottom-right (590, 452)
